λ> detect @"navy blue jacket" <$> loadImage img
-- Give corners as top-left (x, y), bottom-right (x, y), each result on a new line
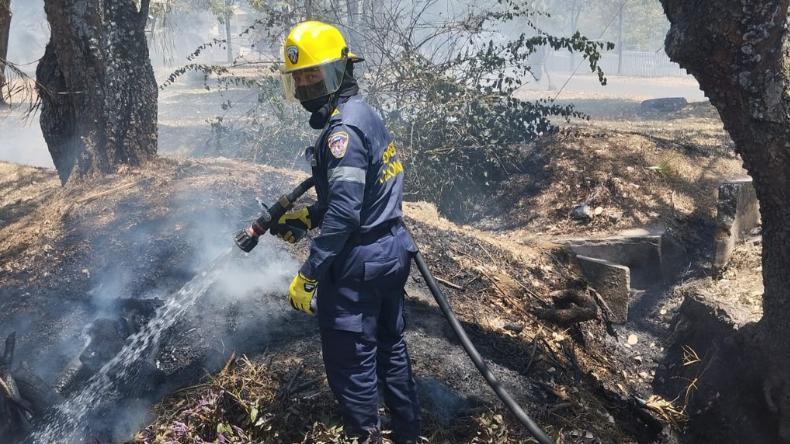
top-left (300, 95), bottom-right (405, 281)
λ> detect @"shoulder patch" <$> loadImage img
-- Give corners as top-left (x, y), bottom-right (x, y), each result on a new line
top-left (328, 131), bottom-right (349, 158)
top-left (331, 108), bottom-right (340, 117)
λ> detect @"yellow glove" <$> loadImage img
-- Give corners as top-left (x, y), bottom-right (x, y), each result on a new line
top-left (288, 272), bottom-right (317, 315)
top-left (270, 207), bottom-right (312, 243)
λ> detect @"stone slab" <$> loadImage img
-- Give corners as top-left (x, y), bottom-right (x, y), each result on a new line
top-left (576, 255), bottom-right (631, 324)
top-left (565, 236), bottom-right (662, 288)
top-left (641, 97), bottom-right (688, 112)
top-left (679, 287), bottom-right (756, 333)
top-left (564, 231), bottom-right (688, 289)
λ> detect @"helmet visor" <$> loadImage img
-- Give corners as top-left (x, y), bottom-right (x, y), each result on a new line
top-left (281, 58), bottom-right (346, 103)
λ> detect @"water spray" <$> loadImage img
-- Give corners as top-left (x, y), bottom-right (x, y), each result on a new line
top-left (27, 177), bottom-right (317, 444)
top-left (29, 246), bottom-right (237, 444)
top-left (235, 178), bottom-right (555, 444)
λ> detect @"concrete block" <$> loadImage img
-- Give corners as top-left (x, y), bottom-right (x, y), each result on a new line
top-left (660, 233), bottom-right (689, 280)
top-left (564, 230), bottom-right (688, 289)
top-left (714, 178), bottom-right (760, 271)
top-left (576, 255), bottom-right (631, 324)
top-left (565, 236), bottom-right (662, 288)
top-left (679, 286), bottom-right (756, 333)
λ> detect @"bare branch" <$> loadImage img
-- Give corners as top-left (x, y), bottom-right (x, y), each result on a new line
top-left (0, 57), bottom-right (42, 120)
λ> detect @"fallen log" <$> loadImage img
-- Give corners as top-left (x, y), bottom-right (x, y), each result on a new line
top-left (13, 363), bottom-right (64, 416)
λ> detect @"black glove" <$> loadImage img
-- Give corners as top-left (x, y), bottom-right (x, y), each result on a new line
top-left (270, 207), bottom-right (312, 243)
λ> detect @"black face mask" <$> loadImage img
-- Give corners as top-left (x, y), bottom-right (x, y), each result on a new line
top-left (300, 62), bottom-right (360, 129)
top-left (300, 95), bottom-right (330, 114)
top-left (301, 96), bottom-right (332, 129)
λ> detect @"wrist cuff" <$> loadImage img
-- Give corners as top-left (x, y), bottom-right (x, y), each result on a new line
top-left (298, 271), bottom-right (317, 283)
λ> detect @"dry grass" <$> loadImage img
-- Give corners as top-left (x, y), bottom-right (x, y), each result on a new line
top-left (0, 74), bottom-right (762, 444)
top-left (479, 94), bottom-right (745, 248)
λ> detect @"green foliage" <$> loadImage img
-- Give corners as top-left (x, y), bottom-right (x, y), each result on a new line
top-left (346, 1), bottom-right (611, 220)
top-left (166, 0), bottom-right (613, 221)
top-left (160, 62), bottom-right (230, 89)
top-left (176, 0), bottom-right (235, 19)
top-left (619, 1), bottom-right (671, 52)
top-left (193, 71), bottom-right (314, 167)
top-left (160, 41), bottom-right (314, 166)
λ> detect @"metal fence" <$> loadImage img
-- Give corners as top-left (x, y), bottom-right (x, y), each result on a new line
top-left (546, 50), bottom-right (688, 77)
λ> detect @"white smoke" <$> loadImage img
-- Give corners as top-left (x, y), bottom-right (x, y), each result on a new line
top-left (0, 116), bottom-right (54, 168)
top-left (6, 0), bottom-right (47, 67)
top-left (214, 248), bottom-right (299, 301)
top-left (0, 0), bottom-right (51, 168)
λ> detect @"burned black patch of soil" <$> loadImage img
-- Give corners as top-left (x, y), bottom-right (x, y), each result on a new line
top-left (0, 82), bottom-right (766, 444)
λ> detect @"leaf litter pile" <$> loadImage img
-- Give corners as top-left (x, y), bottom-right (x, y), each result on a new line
top-left (0, 77), bottom-right (762, 444)
top-left (126, 92), bottom-right (750, 444)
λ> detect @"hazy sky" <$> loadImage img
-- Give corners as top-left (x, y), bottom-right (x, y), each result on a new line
top-left (1, 0), bottom-right (52, 168)
top-left (0, 0), bottom-right (704, 170)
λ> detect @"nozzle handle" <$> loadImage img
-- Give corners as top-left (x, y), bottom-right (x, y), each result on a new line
top-left (268, 222), bottom-right (308, 244)
top-left (235, 177), bottom-right (316, 252)
top-left (289, 226), bottom-right (308, 243)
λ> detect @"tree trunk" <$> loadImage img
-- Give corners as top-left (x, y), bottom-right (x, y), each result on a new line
top-left (616, 6), bottom-right (623, 75)
top-left (346, 0), bottom-right (361, 55)
top-left (569, 0), bottom-right (581, 71)
top-left (37, 0), bottom-right (157, 185)
top-left (347, 0), bottom-right (358, 28)
top-left (225, 0), bottom-right (233, 64)
top-left (305, 0), bottom-right (313, 20)
top-left (0, 0), bottom-right (10, 105)
top-left (659, 0), bottom-right (790, 439)
top-left (225, 13), bottom-right (232, 63)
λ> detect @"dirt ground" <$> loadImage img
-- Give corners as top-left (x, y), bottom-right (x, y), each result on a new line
top-left (0, 72), bottom-right (766, 444)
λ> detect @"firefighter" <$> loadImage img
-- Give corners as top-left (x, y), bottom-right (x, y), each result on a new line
top-left (270, 21), bottom-right (421, 444)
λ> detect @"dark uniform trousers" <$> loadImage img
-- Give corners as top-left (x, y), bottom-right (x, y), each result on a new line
top-left (317, 221), bottom-right (421, 440)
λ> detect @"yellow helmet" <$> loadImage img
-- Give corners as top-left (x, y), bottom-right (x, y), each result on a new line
top-left (281, 21), bottom-right (362, 102)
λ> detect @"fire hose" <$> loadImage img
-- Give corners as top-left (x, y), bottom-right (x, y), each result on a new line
top-left (234, 177), bottom-right (317, 253)
top-left (234, 178), bottom-right (555, 444)
top-left (407, 236), bottom-right (554, 444)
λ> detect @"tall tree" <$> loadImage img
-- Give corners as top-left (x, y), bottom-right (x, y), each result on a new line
top-left (0, 0), bottom-right (10, 104)
top-left (659, 0), bottom-right (790, 439)
top-left (37, 0), bottom-right (157, 185)
top-left (223, 0), bottom-right (233, 63)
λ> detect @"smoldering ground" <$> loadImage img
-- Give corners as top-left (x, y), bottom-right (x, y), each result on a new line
top-left (28, 242), bottom-right (302, 444)
top-left (0, 158), bottom-right (316, 444)
top-left (0, 3), bottom-right (311, 440)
